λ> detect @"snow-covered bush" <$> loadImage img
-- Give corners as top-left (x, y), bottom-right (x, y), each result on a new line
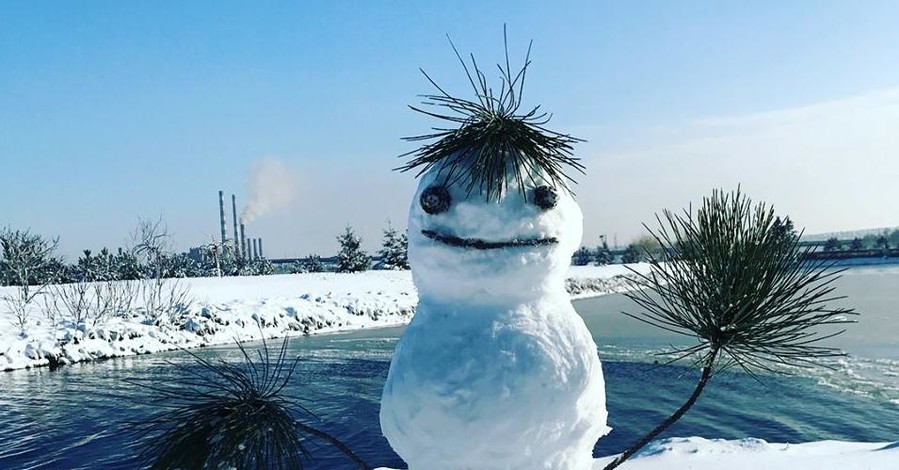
top-left (594, 240), bottom-right (614, 265)
top-left (378, 224), bottom-right (408, 270)
top-left (572, 246), bottom-right (592, 266)
top-left (291, 255), bottom-right (326, 273)
top-left (248, 258), bottom-right (275, 276)
top-left (336, 226), bottom-right (370, 273)
top-left (0, 228), bottom-right (59, 332)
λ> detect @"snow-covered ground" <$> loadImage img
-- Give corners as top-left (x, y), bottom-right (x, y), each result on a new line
top-left (373, 437), bottom-right (898, 470)
top-left (0, 264), bottom-right (646, 372)
top-left (591, 437), bottom-right (899, 469)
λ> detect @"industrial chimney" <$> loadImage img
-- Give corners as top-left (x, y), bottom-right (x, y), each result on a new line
top-left (252, 238), bottom-right (259, 260)
top-left (231, 194), bottom-right (240, 257)
top-left (240, 223), bottom-right (247, 260)
top-left (218, 190), bottom-right (227, 245)
top-left (258, 238), bottom-right (264, 259)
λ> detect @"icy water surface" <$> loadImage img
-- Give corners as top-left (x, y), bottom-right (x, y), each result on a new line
top-left (0, 265), bottom-right (897, 469)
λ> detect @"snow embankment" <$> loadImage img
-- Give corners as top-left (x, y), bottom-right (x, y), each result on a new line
top-left (591, 437), bottom-right (899, 469)
top-left (0, 265), bottom-right (644, 372)
top-left (371, 437), bottom-right (899, 470)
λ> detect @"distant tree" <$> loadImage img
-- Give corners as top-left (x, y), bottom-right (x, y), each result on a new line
top-left (200, 243), bottom-right (224, 277)
top-left (594, 239), bottom-right (614, 266)
top-left (288, 261), bottom-right (304, 274)
top-left (336, 227), bottom-right (370, 273)
top-left (0, 228), bottom-right (60, 332)
top-left (163, 253), bottom-right (205, 278)
top-left (621, 244), bottom-right (642, 264)
top-left (73, 248), bottom-right (119, 282)
top-left (771, 216), bottom-right (797, 243)
top-left (131, 216), bottom-right (172, 281)
top-left (219, 251), bottom-right (249, 277)
top-left (849, 237), bottom-right (864, 251)
top-left (633, 234), bottom-right (664, 260)
top-left (40, 257), bottom-right (71, 284)
top-left (128, 217), bottom-right (193, 324)
top-left (862, 234), bottom-right (878, 250)
top-left (247, 259), bottom-right (275, 276)
top-left (115, 248), bottom-right (144, 280)
top-left (302, 255), bottom-right (326, 273)
top-left (823, 237), bottom-right (843, 252)
top-left (378, 223), bottom-right (409, 270)
top-left (875, 235), bottom-right (890, 251)
top-left (571, 246), bottom-right (592, 266)
top-left (74, 249), bottom-right (97, 281)
top-left (890, 230), bottom-right (899, 249)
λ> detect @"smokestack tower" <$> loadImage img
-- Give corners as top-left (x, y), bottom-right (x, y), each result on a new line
top-left (252, 238), bottom-right (259, 260)
top-left (240, 224), bottom-right (247, 260)
top-left (231, 194), bottom-right (240, 257)
top-left (218, 190), bottom-right (227, 245)
top-left (258, 238), bottom-right (264, 259)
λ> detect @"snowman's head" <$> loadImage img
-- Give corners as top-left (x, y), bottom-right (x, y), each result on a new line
top-left (407, 162), bottom-right (583, 304)
top-left (399, 38), bottom-right (586, 303)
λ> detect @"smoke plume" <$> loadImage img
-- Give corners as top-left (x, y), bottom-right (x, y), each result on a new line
top-left (240, 158), bottom-right (299, 224)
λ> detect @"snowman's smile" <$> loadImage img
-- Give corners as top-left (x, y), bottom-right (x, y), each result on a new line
top-left (421, 229), bottom-right (558, 250)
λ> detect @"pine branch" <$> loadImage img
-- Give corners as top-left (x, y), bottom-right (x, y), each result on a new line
top-left (396, 26), bottom-right (585, 200)
top-left (605, 188), bottom-right (857, 468)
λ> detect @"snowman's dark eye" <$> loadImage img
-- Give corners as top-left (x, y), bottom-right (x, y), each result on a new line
top-left (420, 185), bottom-right (451, 214)
top-left (533, 186), bottom-right (558, 210)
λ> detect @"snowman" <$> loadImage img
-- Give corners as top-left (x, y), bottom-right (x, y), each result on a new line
top-left (380, 43), bottom-right (608, 470)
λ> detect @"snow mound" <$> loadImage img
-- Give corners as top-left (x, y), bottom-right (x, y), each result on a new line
top-left (372, 436), bottom-right (898, 470)
top-left (591, 436), bottom-right (899, 469)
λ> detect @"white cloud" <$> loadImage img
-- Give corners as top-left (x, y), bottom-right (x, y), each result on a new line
top-left (576, 86), bottom-right (899, 247)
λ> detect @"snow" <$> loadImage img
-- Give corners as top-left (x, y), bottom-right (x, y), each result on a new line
top-left (380, 167), bottom-right (610, 470)
top-left (0, 266), bottom-right (638, 372)
top-left (591, 437), bottom-right (899, 469)
top-left (371, 436), bottom-right (899, 470)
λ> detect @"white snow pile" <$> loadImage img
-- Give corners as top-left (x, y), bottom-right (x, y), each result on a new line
top-left (567, 264), bottom-right (650, 299)
top-left (0, 265), bottom-right (639, 372)
top-left (589, 436), bottom-right (899, 469)
top-left (372, 437), bottom-right (899, 470)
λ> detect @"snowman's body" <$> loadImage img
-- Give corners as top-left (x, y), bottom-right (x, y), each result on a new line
top-left (380, 167), bottom-right (609, 470)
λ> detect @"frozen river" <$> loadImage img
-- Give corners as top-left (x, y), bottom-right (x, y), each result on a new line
top-left (0, 265), bottom-right (897, 469)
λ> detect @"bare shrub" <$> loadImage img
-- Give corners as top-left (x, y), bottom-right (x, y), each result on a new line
top-left (1, 228), bottom-right (59, 333)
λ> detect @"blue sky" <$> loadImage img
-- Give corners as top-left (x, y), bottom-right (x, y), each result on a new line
top-left (3, 1), bottom-right (899, 258)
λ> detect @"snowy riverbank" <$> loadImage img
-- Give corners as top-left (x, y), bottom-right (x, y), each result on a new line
top-left (373, 437), bottom-right (898, 470)
top-left (0, 264), bottom-right (647, 372)
top-left (592, 437), bottom-right (899, 469)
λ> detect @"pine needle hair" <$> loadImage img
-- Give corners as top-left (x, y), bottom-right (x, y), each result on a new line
top-left (396, 27), bottom-right (585, 201)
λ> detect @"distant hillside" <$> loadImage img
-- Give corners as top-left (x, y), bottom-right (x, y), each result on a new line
top-left (803, 226), bottom-right (899, 242)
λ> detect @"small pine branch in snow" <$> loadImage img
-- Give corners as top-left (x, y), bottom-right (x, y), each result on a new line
top-left (128, 337), bottom-right (372, 470)
top-left (336, 226), bottom-right (370, 273)
top-left (604, 188), bottom-right (857, 470)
